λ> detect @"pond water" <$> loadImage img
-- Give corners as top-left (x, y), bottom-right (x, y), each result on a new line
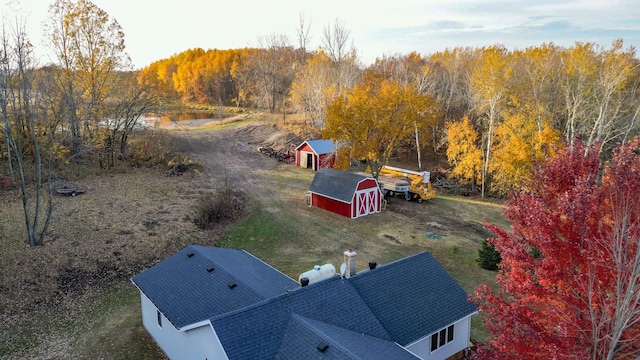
top-left (138, 111), bottom-right (226, 127)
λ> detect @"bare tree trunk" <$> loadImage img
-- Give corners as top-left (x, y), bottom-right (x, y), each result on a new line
top-left (2, 15), bottom-right (54, 246)
top-left (414, 122), bottom-right (422, 170)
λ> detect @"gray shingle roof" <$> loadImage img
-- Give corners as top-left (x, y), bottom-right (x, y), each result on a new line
top-left (348, 251), bottom-right (478, 345)
top-left (210, 277), bottom-right (391, 359)
top-left (309, 169), bottom-right (371, 203)
top-left (276, 315), bottom-right (420, 360)
top-left (209, 250), bottom-right (477, 359)
top-left (131, 245), bottom-right (298, 329)
top-left (299, 139), bottom-right (336, 155)
top-left (134, 246), bottom-right (477, 359)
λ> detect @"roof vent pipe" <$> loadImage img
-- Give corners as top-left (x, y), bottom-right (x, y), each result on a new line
top-left (300, 277), bottom-right (310, 287)
top-left (369, 261), bottom-right (377, 270)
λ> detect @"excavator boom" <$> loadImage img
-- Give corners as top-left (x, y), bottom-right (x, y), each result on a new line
top-left (378, 165), bottom-right (437, 203)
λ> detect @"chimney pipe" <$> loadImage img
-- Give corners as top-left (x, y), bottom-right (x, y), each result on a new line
top-left (369, 261), bottom-right (377, 270)
top-left (344, 249), bottom-right (357, 278)
top-left (300, 277), bottom-right (310, 287)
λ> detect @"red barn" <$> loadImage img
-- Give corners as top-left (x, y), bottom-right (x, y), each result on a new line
top-left (295, 139), bottom-right (336, 171)
top-left (308, 169), bottom-right (382, 219)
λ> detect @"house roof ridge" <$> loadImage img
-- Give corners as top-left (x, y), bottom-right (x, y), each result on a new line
top-left (347, 250), bottom-right (425, 278)
top-left (209, 275), bottom-right (342, 322)
top-left (289, 313), bottom-right (365, 359)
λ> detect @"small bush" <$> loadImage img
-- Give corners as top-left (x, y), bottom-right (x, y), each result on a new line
top-left (477, 239), bottom-right (502, 271)
top-left (194, 187), bottom-right (245, 229)
top-left (129, 130), bottom-right (175, 167)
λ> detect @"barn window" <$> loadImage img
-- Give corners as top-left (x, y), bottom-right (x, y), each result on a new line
top-left (157, 309), bottom-right (162, 328)
top-left (430, 324), bottom-right (454, 352)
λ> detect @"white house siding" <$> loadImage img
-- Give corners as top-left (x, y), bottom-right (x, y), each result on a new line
top-left (139, 292), bottom-right (228, 360)
top-left (404, 316), bottom-right (472, 360)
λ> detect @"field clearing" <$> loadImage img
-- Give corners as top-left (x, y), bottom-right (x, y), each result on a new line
top-left (0, 114), bottom-right (504, 358)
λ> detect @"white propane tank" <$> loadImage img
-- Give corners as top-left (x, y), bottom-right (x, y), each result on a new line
top-left (298, 264), bottom-right (336, 286)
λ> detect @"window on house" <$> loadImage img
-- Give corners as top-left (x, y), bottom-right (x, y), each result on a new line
top-left (157, 309), bottom-right (162, 328)
top-left (430, 324), bottom-right (455, 352)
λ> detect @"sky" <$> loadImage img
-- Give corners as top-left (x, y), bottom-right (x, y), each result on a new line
top-left (2, 0), bottom-right (640, 69)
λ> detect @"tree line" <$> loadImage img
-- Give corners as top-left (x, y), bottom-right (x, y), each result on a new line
top-left (140, 37), bottom-right (640, 198)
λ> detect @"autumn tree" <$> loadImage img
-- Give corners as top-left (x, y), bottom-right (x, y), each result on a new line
top-left (229, 48), bottom-right (259, 108)
top-left (473, 137), bottom-right (640, 360)
top-left (367, 52), bottom-right (436, 169)
top-left (427, 47), bottom-right (477, 121)
top-left (295, 13), bottom-right (312, 65)
top-left (290, 19), bottom-right (361, 131)
top-left (1, 17), bottom-right (54, 246)
top-left (103, 71), bottom-right (156, 165)
top-left (471, 45), bottom-right (509, 200)
top-left (290, 49), bottom-right (336, 129)
top-left (252, 34), bottom-right (297, 116)
top-left (558, 40), bottom-right (639, 151)
top-left (489, 107), bottom-right (561, 195)
top-left (323, 78), bottom-right (436, 178)
top-left (46, 0), bottom-right (130, 151)
top-left (507, 43), bottom-right (563, 133)
top-left (322, 18), bottom-right (360, 94)
top-left (170, 48), bottom-right (206, 102)
top-left (137, 58), bottom-right (181, 106)
top-left (445, 116), bottom-right (482, 192)
top-left (426, 47), bottom-right (478, 154)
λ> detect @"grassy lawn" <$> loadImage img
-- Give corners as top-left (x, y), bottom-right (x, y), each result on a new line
top-left (2, 183), bottom-right (504, 359)
top-left (215, 168), bottom-right (504, 343)
top-left (1, 119), bottom-right (506, 357)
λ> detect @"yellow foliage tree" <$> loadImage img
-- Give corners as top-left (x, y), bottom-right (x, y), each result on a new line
top-left (471, 45), bottom-right (510, 200)
top-left (445, 116), bottom-right (483, 191)
top-left (323, 79), bottom-right (437, 178)
top-left (490, 106), bottom-right (562, 195)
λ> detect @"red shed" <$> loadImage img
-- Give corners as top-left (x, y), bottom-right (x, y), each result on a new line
top-left (308, 169), bottom-right (382, 219)
top-left (295, 139), bottom-right (336, 171)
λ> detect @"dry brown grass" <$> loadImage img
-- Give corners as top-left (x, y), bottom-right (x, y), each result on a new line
top-left (0, 166), bottom-right (213, 318)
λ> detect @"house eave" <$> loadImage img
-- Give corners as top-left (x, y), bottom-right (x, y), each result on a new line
top-left (403, 312), bottom-right (477, 348)
top-left (179, 319), bottom-right (211, 332)
top-left (308, 190), bottom-right (352, 205)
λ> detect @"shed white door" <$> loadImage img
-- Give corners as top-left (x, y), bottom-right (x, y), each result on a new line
top-left (355, 188), bottom-right (379, 218)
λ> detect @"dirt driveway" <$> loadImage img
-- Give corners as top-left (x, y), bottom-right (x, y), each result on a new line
top-left (169, 122), bottom-right (303, 198)
top-left (165, 117), bottom-right (499, 237)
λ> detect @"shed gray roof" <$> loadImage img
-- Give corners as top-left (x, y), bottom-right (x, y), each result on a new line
top-left (309, 169), bottom-right (373, 203)
top-left (131, 245), bottom-right (298, 329)
top-left (298, 139), bottom-right (336, 155)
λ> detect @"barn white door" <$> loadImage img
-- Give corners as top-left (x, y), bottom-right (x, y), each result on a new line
top-left (355, 189), bottom-right (378, 218)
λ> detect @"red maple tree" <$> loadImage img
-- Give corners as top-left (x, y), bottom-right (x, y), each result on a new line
top-left (473, 137), bottom-right (640, 360)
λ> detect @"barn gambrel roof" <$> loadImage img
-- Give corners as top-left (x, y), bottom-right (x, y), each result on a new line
top-left (309, 169), bottom-right (376, 203)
